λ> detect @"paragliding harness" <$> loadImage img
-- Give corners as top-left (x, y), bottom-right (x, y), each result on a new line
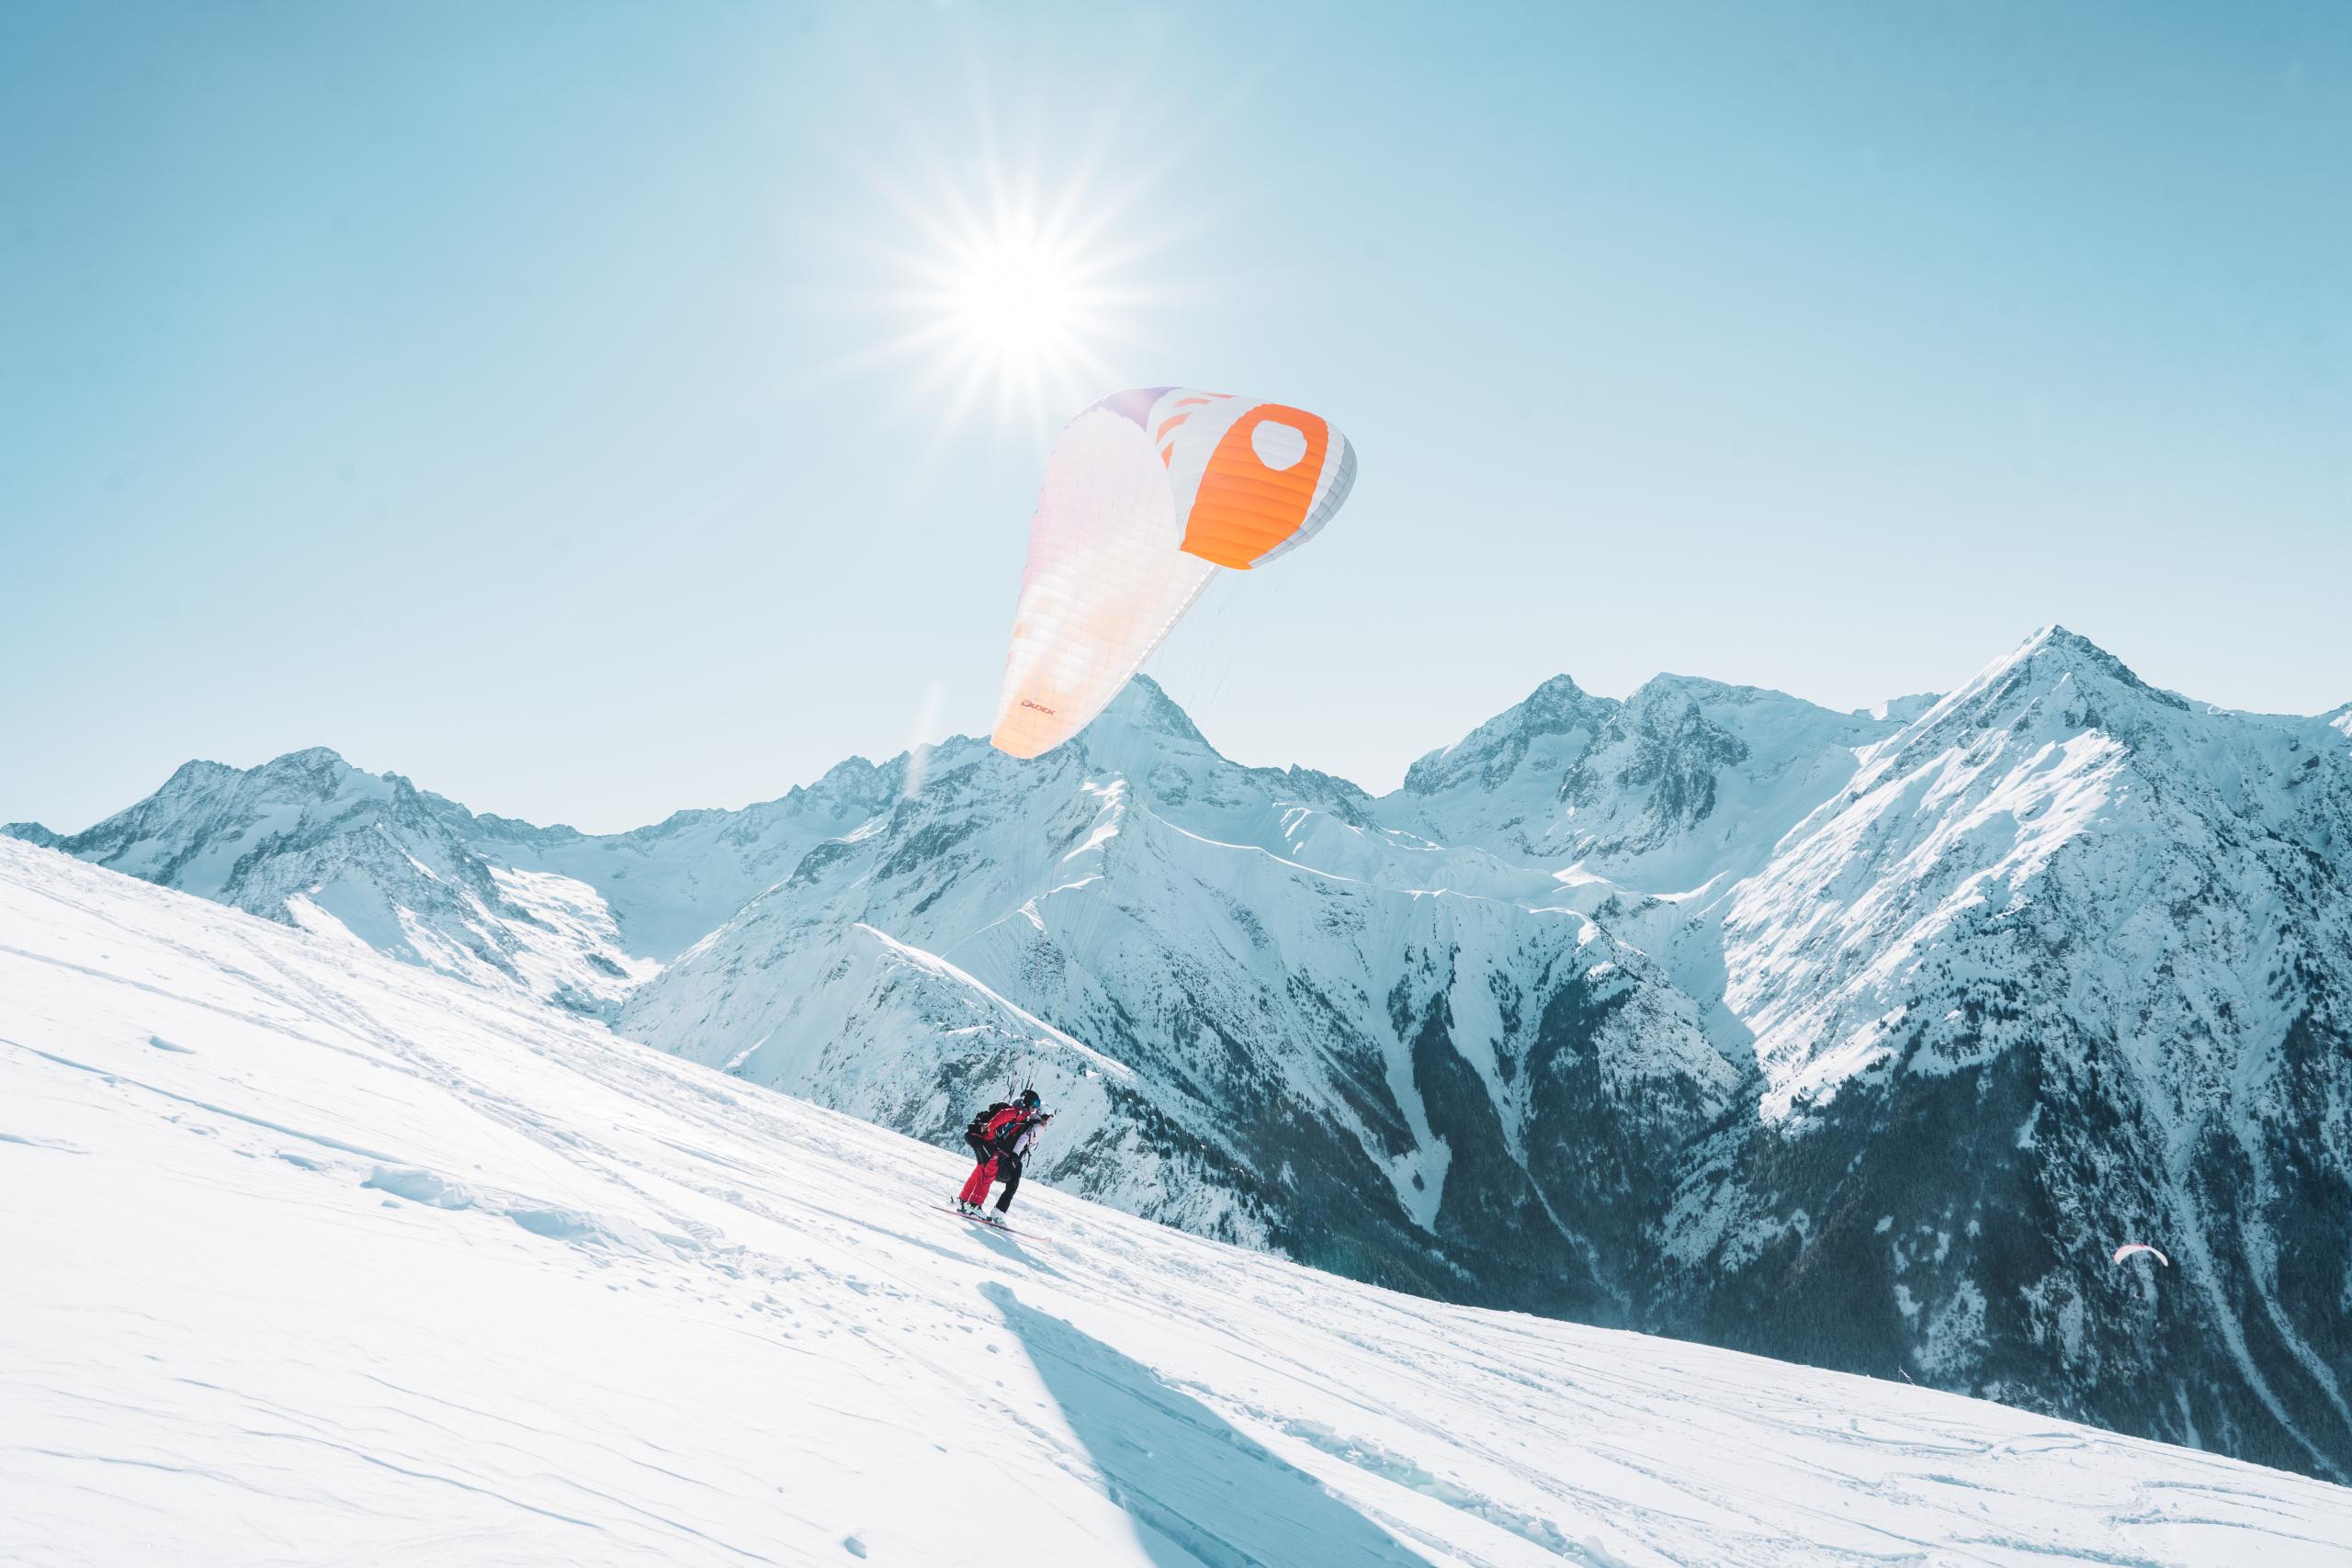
top-left (964, 1101), bottom-right (1012, 1154)
top-left (957, 1081), bottom-right (1051, 1213)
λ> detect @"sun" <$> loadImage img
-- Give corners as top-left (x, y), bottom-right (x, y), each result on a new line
top-left (894, 193), bottom-right (1129, 439)
top-left (831, 138), bottom-right (1176, 452)
top-left (944, 225), bottom-right (1091, 371)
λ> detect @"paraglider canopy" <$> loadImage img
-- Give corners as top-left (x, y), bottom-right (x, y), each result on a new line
top-left (989, 387), bottom-right (1357, 760)
top-left (2111, 1243), bottom-right (2170, 1268)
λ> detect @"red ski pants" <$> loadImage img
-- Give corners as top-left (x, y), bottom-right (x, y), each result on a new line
top-left (958, 1134), bottom-right (999, 1205)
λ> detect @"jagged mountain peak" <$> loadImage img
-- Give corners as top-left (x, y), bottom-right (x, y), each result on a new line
top-left (1267, 761), bottom-right (1374, 810)
top-left (1390, 668), bottom-right (1900, 874)
top-left (2, 821), bottom-right (62, 848)
top-left (1400, 672), bottom-right (1613, 799)
top-left (2029, 625), bottom-right (2187, 706)
top-left (1526, 671), bottom-right (1590, 700)
top-left (1623, 671), bottom-right (1758, 710)
top-left (1941, 624), bottom-right (2189, 728)
top-left (1535, 675), bottom-right (1892, 885)
top-left (1503, 671), bottom-right (1600, 729)
top-left (154, 747), bottom-right (383, 808)
top-left (259, 744), bottom-right (358, 773)
top-left (1867, 627), bottom-right (2352, 849)
top-left (791, 751), bottom-right (905, 812)
top-left (152, 746), bottom-right (401, 818)
top-left (158, 757), bottom-right (244, 792)
top-left (810, 751), bottom-right (889, 786)
top-left (1618, 673), bottom-right (1890, 743)
top-left (80, 749), bottom-right (405, 856)
top-left (1082, 673), bottom-right (1215, 751)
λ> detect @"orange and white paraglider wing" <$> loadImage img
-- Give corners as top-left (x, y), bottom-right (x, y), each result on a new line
top-left (991, 387), bottom-right (1358, 760)
top-left (990, 393), bottom-right (1215, 760)
top-left (2110, 1243), bottom-right (2170, 1268)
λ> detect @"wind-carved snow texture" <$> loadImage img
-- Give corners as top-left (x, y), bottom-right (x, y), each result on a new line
top-left (6, 838), bottom-right (2349, 1566)
top-left (14, 626), bottom-right (2352, 1488)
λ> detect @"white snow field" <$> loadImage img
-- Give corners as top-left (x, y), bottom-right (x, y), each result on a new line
top-left (3, 839), bottom-right (2346, 1568)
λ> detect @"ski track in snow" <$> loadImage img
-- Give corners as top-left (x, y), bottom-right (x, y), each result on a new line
top-left (2, 839), bottom-right (2348, 1567)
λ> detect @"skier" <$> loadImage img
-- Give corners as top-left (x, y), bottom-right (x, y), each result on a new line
top-left (956, 1096), bottom-right (1016, 1215)
top-left (956, 1088), bottom-right (1050, 1220)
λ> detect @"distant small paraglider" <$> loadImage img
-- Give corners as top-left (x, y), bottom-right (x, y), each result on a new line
top-left (2112, 1243), bottom-right (2170, 1268)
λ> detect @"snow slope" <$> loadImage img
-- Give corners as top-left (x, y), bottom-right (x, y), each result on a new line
top-left (7, 841), bottom-right (2346, 1566)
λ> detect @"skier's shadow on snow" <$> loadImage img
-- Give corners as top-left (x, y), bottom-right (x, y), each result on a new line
top-left (963, 1220), bottom-right (1068, 1280)
top-left (981, 1282), bottom-right (1420, 1567)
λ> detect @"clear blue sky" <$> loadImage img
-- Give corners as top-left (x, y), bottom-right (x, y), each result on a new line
top-left (5, 1), bottom-right (2346, 833)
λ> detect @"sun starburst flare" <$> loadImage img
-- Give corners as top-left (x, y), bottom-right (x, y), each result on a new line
top-left (818, 114), bottom-right (1193, 460)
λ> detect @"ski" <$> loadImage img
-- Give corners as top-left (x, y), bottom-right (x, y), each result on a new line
top-left (935, 1205), bottom-right (1025, 1235)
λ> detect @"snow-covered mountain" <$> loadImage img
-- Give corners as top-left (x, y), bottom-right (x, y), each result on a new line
top-left (16, 626), bottom-right (2350, 1486)
top-left (458, 755), bottom-right (905, 962)
top-left (618, 679), bottom-right (1741, 1317)
top-left (9, 836), bottom-right (2348, 1566)
top-left (1644, 630), bottom-right (2352, 1483)
top-left (1378, 629), bottom-right (2352, 1479)
top-left (9, 745), bottom-right (899, 1015)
